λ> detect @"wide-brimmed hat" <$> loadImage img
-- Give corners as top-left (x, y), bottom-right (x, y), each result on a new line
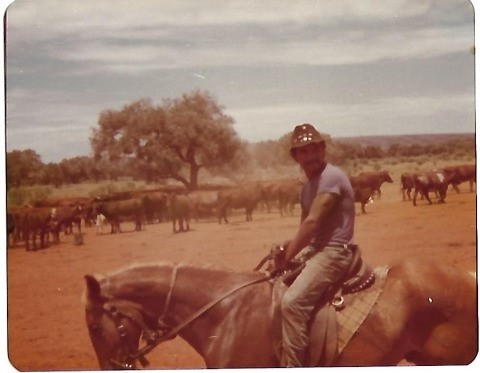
top-left (289, 123), bottom-right (324, 153)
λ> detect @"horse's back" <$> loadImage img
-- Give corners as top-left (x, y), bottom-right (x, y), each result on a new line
top-left (336, 258), bottom-right (477, 366)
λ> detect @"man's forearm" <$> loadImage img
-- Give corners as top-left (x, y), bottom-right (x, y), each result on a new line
top-left (284, 217), bottom-right (317, 262)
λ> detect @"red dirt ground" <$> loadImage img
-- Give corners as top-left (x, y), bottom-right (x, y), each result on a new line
top-left (6, 182), bottom-right (477, 370)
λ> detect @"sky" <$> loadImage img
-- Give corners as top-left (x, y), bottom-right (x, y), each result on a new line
top-left (2, 0), bottom-right (476, 163)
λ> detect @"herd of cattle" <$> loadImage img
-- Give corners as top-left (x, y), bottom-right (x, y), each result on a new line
top-left (6, 163), bottom-right (475, 251)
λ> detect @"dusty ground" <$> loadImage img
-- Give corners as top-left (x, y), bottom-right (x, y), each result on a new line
top-left (6, 182), bottom-right (477, 371)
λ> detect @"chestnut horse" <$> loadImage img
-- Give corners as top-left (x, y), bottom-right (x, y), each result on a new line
top-left (83, 258), bottom-right (477, 369)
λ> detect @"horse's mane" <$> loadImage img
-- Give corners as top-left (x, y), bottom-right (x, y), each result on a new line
top-left (81, 261), bottom-right (254, 306)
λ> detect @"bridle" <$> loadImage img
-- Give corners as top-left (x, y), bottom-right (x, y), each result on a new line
top-left (93, 265), bottom-right (273, 369)
top-left (97, 265), bottom-right (180, 369)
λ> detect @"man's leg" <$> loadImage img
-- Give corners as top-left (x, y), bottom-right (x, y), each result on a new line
top-left (281, 246), bottom-right (352, 367)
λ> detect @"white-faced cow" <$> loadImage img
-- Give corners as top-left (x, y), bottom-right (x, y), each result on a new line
top-left (412, 169), bottom-right (459, 206)
top-left (349, 170), bottom-right (393, 200)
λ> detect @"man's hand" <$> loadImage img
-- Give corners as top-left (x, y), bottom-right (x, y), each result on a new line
top-left (269, 244), bottom-right (287, 275)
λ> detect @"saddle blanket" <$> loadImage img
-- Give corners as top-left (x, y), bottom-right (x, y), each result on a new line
top-left (336, 266), bottom-right (389, 354)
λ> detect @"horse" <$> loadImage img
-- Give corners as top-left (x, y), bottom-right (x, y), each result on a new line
top-left (83, 258), bottom-right (478, 369)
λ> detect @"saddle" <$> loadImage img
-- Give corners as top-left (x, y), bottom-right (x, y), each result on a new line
top-left (258, 245), bottom-right (376, 366)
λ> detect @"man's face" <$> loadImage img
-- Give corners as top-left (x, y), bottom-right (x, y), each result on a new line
top-left (293, 143), bottom-right (325, 176)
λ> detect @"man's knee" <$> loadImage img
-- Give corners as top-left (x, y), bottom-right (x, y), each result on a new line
top-left (281, 291), bottom-right (300, 318)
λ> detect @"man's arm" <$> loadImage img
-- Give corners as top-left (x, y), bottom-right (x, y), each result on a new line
top-left (283, 192), bottom-right (338, 264)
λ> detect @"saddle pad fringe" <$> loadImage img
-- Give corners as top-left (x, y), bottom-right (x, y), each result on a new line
top-left (336, 266), bottom-right (389, 354)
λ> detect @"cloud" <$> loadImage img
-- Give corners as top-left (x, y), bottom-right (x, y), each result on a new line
top-left (6, 0), bottom-right (473, 75)
top-left (4, 0), bottom-right (474, 162)
top-left (229, 91), bottom-right (475, 141)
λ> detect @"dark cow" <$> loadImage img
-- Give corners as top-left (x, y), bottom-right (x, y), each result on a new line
top-left (94, 198), bottom-right (147, 233)
top-left (168, 194), bottom-right (193, 233)
top-left (6, 207), bottom-right (26, 248)
top-left (442, 164), bottom-right (476, 193)
top-left (187, 190), bottom-right (218, 221)
top-left (353, 187), bottom-right (373, 214)
top-left (278, 179), bottom-right (303, 217)
top-left (412, 170), bottom-right (459, 206)
top-left (217, 184), bottom-right (262, 224)
top-left (350, 170), bottom-right (393, 199)
top-left (20, 206), bottom-right (57, 251)
top-left (140, 191), bottom-right (169, 223)
top-left (400, 172), bottom-right (418, 201)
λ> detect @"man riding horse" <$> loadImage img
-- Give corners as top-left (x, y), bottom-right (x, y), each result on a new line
top-left (273, 123), bottom-right (357, 367)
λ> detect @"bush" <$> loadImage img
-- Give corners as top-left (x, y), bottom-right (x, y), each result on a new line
top-left (7, 186), bottom-right (52, 207)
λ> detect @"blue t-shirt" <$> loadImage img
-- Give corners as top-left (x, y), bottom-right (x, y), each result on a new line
top-left (300, 164), bottom-right (355, 248)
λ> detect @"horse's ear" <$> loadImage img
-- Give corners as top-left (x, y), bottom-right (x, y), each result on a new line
top-left (84, 274), bottom-right (101, 298)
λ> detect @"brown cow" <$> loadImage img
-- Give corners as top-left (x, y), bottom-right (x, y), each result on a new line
top-left (217, 184), bottom-right (262, 223)
top-left (257, 180), bottom-right (280, 213)
top-left (442, 164), bottom-right (476, 193)
top-left (400, 172), bottom-right (418, 201)
top-left (168, 194), bottom-right (194, 233)
top-left (278, 179), bottom-right (303, 217)
top-left (350, 170), bottom-right (393, 199)
top-left (412, 170), bottom-right (459, 206)
top-left (19, 206), bottom-right (57, 251)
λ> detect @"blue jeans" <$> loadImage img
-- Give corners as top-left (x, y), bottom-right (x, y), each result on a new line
top-left (281, 245), bottom-right (353, 367)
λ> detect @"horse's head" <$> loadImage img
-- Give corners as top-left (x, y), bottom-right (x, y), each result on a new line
top-left (83, 275), bottom-right (154, 370)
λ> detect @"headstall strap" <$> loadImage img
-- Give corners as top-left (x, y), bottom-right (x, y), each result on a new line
top-left (103, 301), bottom-right (153, 368)
top-left (159, 265), bottom-right (179, 324)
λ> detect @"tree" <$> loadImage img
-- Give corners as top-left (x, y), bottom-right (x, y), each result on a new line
top-left (39, 163), bottom-right (63, 188)
top-left (90, 91), bottom-right (245, 190)
top-left (58, 156), bottom-right (95, 184)
top-left (6, 149), bottom-right (44, 189)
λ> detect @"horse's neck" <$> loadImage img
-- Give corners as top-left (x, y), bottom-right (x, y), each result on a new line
top-left (168, 266), bottom-right (251, 329)
top-left (167, 266), bottom-right (273, 365)
top-left (107, 264), bottom-right (274, 366)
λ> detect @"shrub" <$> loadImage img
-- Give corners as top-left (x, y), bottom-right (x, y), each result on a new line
top-left (7, 186), bottom-right (52, 207)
